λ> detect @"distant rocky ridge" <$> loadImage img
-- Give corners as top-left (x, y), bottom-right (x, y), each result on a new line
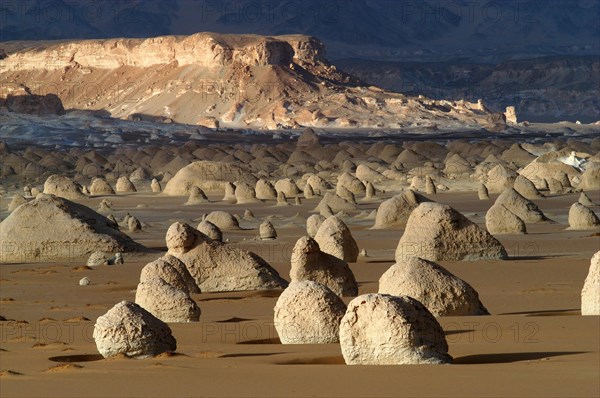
top-left (337, 56), bottom-right (600, 123)
top-left (0, 33), bottom-right (506, 130)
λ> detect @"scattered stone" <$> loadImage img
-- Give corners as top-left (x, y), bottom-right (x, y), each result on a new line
top-left (379, 257), bottom-right (489, 316)
top-left (93, 301), bottom-right (176, 358)
top-left (274, 281), bottom-right (347, 344)
top-left (79, 277), bottom-right (91, 286)
top-left (87, 251), bottom-right (108, 266)
top-left (98, 199), bottom-right (113, 212)
top-left (339, 294), bottom-right (452, 365)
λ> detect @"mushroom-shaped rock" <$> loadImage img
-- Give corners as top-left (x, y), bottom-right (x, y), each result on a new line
top-left (139, 255), bottom-right (199, 294)
top-left (494, 188), bottom-right (550, 223)
top-left (197, 220), bottom-right (222, 242)
top-left (93, 301), bottom-right (176, 358)
top-left (205, 211), bottom-right (240, 231)
top-left (115, 176), bottom-right (137, 193)
top-left (306, 214), bottom-right (325, 238)
top-left (89, 178), bottom-right (115, 195)
top-left (135, 278), bottom-right (201, 323)
top-left (335, 185), bottom-right (357, 204)
top-left (379, 257), bottom-right (489, 316)
top-left (306, 174), bottom-right (332, 194)
top-left (43, 175), bottom-right (85, 199)
top-left (255, 179), bottom-right (277, 200)
top-left (365, 182), bottom-right (376, 199)
top-left (274, 281), bottom-right (346, 344)
top-left (303, 182), bottom-right (315, 198)
top-left (568, 203), bottom-right (600, 230)
top-left (128, 216), bottom-right (142, 232)
top-left (339, 294), bottom-right (452, 365)
top-left (166, 222), bottom-right (287, 292)
top-left (395, 202), bottom-right (508, 262)
top-left (259, 221), bottom-right (277, 240)
top-left (151, 178), bottom-right (162, 193)
top-left (513, 175), bottom-right (542, 199)
top-left (485, 204), bottom-right (527, 235)
top-left (290, 236), bottom-right (357, 297)
top-left (579, 192), bottom-right (597, 207)
top-left (222, 182), bottom-right (236, 202)
top-left (425, 176), bottom-right (437, 195)
top-left (185, 186), bottom-right (209, 205)
top-left (373, 190), bottom-right (431, 229)
top-left (581, 251), bottom-right (600, 315)
top-left (478, 183), bottom-right (489, 200)
top-left (0, 194), bottom-right (144, 263)
top-left (275, 178), bottom-right (301, 197)
top-left (276, 190), bottom-right (290, 206)
top-left (314, 216), bottom-right (359, 263)
top-left (235, 182), bottom-right (259, 204)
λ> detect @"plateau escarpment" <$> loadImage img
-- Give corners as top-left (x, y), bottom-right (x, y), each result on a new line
top-left (1, 33), bottom-right (505, 130)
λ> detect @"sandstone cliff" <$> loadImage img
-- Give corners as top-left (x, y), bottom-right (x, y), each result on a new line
top-left (1, 33), bottom-right (505, 130)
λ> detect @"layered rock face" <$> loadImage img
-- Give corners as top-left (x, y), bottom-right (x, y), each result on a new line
top-left (0, 33), bottom-right (505, 130)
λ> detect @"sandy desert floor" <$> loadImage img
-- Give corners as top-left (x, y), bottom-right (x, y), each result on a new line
top-left (0, 189), bottom-right (599, 398)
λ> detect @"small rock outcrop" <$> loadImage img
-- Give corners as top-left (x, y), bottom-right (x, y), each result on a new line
top-left (274, 281), bottom-right (346, 344)
top-left (395, 202), bottom-right (508, 262)
top-left (567, 203), bottom-right (600, 230)
top-left (373, 190), bottom-right (430, 229)
top-left (166, 222), bottom-right (287, 292)
top-left (485, 204), bottom-right (527, 234)
top-left (290, 236), bottom-right (357, 297)
top-left (339, 294), bottom-right (452, 365)
top-left (93, 301), bottom-right (176, 358)
top-left (581, 251), bottom-right (600, 315)
top-left (379, 257), bottom-right (489, 316)
top-left (314, 216), bottom-right (359, 263)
